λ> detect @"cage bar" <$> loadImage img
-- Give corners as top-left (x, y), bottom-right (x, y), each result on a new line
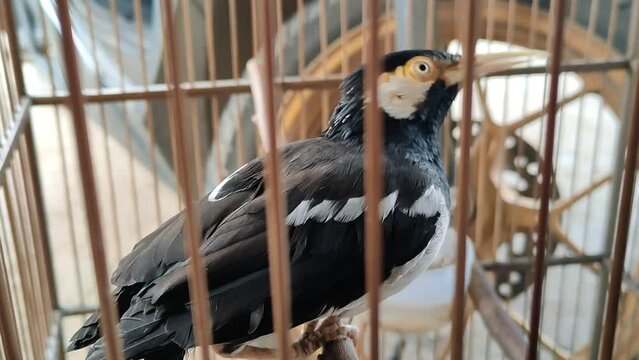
top-left (55, 0), bottom-right (124, 358)
top-left (181, 0), bottom-right (205, 195)
top-left (27, 58), bottom-right (629, 108)
top-left (451, 0), bottom-right (477, 358)
top-left (362, 1), bottom-right (383, 359)
top-left (132, 0), bottom-right (163, 225)
top-left (0, 1), bottom-right (639, 359)
top-left (527, 0), bottom-right (567, 358)
top-left (203, 0), bottom-right (225, 184)
top-left (599, 56), bottom-right (639, 360)
top-left (84, 0), bottom-right (125, 260)
top-left (257, 1), bottom-right (293, 358)
top-left (162, 2), bottom-right (213, 359)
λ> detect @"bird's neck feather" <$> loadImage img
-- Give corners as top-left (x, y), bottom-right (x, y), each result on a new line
top-left (322, 83), bottom-right (451, 152)
top-left (322, 68), bottom-right (456, 142)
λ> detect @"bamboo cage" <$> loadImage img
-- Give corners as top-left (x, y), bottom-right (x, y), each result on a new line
top-left (0, 0), bottom-right (638, 359)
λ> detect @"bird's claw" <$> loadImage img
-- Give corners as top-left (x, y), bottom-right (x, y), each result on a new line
top-left (292, 316), bottom-right (359, 357)
top-left (212, 317), bottom-right (359, 359)
top-left (314, 316), bottom-right (359, 345)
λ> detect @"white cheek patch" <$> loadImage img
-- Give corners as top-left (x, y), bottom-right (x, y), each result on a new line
top-left (378, 76), bottom-right (432, 119)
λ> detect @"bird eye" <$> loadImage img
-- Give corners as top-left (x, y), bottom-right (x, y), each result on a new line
top-left (414, 61), bottom-right (430, 74)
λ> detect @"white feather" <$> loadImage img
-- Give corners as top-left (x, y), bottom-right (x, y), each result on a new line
top-left (379, 190), bottom-right (399, 220)
top-left (305, 200), bottom-right (336, 223)
top-left (404, 185), bottom-right (440, 217)
top-left (208, 163), bottom-right (250, 202)
top-left (378, 76), bottom-right (432, 119)
top-left (285, 200), bottom-right (312, 226)
top-left (333, 197), bottom-right (365, 222)
top-left (285, 191), bottom-right (402, 226)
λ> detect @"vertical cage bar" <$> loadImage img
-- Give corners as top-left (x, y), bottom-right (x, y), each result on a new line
top-left (0, 231), bottom-right (22, 360)
top-left (251, 0), bottom-right (259, 57)
top-left (9, 159), bottom-right (48, 356)
top-left (258, 1), bottom-right (293, 358)
top-left (451, 0), bottom-right (477, 358)
top-left (55, 0), bottom-right (124, 358)
top-left (17, 139), bottom-right (53, 324)
top-left (599, 64), bottom-right (639, 360)
top-left (384, 0), bottom-right (391, 52)
top-left (527, 0), bottom-right (566, 358)
top-left (319, 0), bottom-right (329, 130)
top-left (132, 0), bottom-right (163, 225)
top-left (340, 0), bottom-right (348, 74)
top-left (163, 1), bottom-right (213, 359)
top-left (0, 0), bottom-right (56, 309)
top-left (203, 0), bottom-right (225, 183)
top-left (603, 0), bottom-right (621, 58)
top-left (571, 0), bottom-right (608, 352)
top-left (628, 0), bottom-right (639, 59)
top-left (363, 0), bottom-right (382, 359)
top-left (2, 177), bottom-right (37, 357)
top-left (590, 0), bottom-right (639, 356)
top-left (569, 0), bottom-right (603, 349)
top-left (276, 0), bottom-right (285, 78)
top-left (13, 167), bottom-right (46, 357)
top-left (0, 184), bottom-right (33, 359)
top-left (297, 0), bottom-right (308, 140)
top-left (36, 0), bottom-right (88, 307)
top-left (406, 0), bottom-right (414, 48)
top-left (5, 173), bottom-right (43, 360)
top-left (182, 0), bottom-right (204, 195)
top-left (527, 0), bottom-right (540, 48)
top-left (425, 0), bottom-right (436, 49)
top-left (24, 128), bottom-right (58, 310)
top-left (298, 0), bottom-right (307, 76)
top-left (108, 0), bottom-right (143, 240)
top-left (85, 0), bottom-right (124, 260)
top-left (228, 0), bottom-right (245, 166)
top-left (160, 2), bottom-right (183, 212)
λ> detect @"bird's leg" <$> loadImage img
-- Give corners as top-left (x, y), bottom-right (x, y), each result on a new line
top-left (292, 316), bottom-right (359, 358)
top-left (212, 316), bottom-right (359, 359)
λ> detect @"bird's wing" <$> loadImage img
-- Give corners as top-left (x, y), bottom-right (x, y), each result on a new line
top-left (109, 136), bottom-right (366, 292)
top-left (129, 138), bottom-right (446, 347)
top-left (110, 157), bottom-right (265, 288)
top-left (142, 137), bottom-right (371, 303)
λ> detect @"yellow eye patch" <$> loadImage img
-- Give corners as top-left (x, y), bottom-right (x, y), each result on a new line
top-left (378, 56), bottom-right (441, 84)
top-left (404, 57), bottom-right (440, 82)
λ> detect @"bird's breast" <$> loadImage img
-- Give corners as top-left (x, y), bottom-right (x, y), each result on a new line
top-left (383, 211), bottom-right (450, 296)
top-left (337, 187), bottom-right (450, 318)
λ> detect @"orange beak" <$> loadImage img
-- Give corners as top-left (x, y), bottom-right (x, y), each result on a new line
top-left (443, 50), bottom-right (549, 86)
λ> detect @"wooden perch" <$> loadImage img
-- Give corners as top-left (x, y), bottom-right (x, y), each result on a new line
top-left (318, 338), bottom-right (359, 360)
top-left (468, 261), bottom-right (528, 360)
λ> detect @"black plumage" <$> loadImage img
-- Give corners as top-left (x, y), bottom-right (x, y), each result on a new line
top-left (68, 50), bottom-right (460, 360)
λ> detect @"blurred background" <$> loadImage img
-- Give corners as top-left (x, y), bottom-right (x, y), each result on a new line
top-left (1, 0), bottom-right (638, 359)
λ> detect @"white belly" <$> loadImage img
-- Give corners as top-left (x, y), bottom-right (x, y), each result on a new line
top-left (337, 211), bottom-right (450, 318)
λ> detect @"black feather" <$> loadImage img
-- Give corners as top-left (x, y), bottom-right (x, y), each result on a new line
top-left (67, 311), bottom-right (101, 351)
top-left (69, 50), bottom-right (456, 360)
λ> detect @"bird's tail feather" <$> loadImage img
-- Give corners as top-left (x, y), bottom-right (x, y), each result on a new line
top-left (67, 311), bottom-right (101, 351)
top-left (86, 338), bottom-right (187, 360)
top-left (85, 297), bottom-right (194, 360)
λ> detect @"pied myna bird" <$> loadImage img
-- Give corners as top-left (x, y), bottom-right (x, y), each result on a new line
top-left (68, 49), bottom-right (535, 360)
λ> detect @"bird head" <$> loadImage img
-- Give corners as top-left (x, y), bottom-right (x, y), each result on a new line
top-left (324, 49), bottom-right (543, 142)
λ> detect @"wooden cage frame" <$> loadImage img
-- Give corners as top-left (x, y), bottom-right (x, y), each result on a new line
top-left (0, 1), bottom-right (638, 360)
